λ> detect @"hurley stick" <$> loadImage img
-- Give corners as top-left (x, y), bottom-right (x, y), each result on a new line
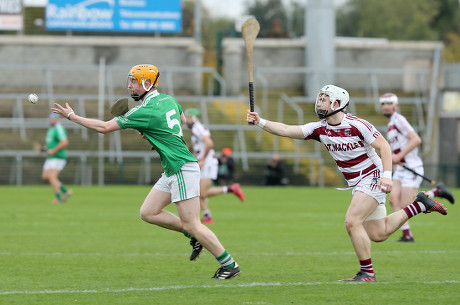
top-left (110, 98), bottom-right (129, 117)
top-left (242, 17), bottom-right (260, 125)
top-left (398, 163), bottom-right (436, 187)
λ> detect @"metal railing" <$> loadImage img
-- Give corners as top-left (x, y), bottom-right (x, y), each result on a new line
top-left (276, 93), bottom-right (324, 186)
top-left (1, 149), bottom-right (320, 186)
top-left (443, 63), bottom-right (460, 90)
top-left (254, 54), bottom-right (440, 157)
top-left (0, 56), bottom-right (444, 186)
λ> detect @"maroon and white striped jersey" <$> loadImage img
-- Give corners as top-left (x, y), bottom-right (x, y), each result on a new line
top-left (386, 112), bottom-right (422, 169)
top-left (301, 113), bottom-right (383, 187)
top-left (191, 121), bottom-right (216, 163)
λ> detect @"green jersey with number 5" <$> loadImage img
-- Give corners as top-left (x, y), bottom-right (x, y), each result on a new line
top-left (115, 91), bottom-right (197, 177)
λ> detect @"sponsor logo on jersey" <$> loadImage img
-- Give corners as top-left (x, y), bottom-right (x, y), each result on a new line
top-left (324, 141), bottom-right (364, 152)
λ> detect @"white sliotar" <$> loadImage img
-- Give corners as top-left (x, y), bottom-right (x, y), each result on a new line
top-left (28, 93), bottom-right (39, 104)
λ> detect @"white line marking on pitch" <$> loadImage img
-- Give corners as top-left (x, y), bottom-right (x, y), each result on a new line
top-left (1, 281), bottom-right (459, 296)
top-left (0, 249), bottom-right (458, 258)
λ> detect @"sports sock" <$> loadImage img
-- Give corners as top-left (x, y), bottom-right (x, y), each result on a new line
top-left (425, 190), bottom-right (437, 198)
top-left (216, 250), bottom-right (236, 269)
top-left (60, 184), bottom-right (68, 194)
top-left (55, 192), bottom-right (62, 201)
top-left (403, 201), bottom-right (426, 219)
top-left (183, 231), bottom-right (192, 239)
top-left (432, 187), bottom-right (441, 197)
top-left (227, 185), bottom-right (235, 193)
top-left (400, 224), bottom-right (412, 238)
top-left (402, 228), bottom-right (412, 238)
top-left (400, 223), bottom-right (410, 231)
top-left (222, 186), bottom-right (228, 193)
top-left (360, 258), bottom-right (374, 275)
top-left (202, 210), bottom-right (212, 219)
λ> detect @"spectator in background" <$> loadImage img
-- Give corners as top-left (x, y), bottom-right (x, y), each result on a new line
top-left (264, 19), bottom-right (288, 38)
top-left (264, 153), bottom-right (285, 185)
top-left (215, 147), bottom-right (235, 186)
top-left (42, 112), bottom-right (72, 204)
top-left (185, 109), bottom-right (244, 225)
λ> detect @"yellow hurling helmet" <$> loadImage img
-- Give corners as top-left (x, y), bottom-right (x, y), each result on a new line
top-left (127, 64), bottom-right (160, 101)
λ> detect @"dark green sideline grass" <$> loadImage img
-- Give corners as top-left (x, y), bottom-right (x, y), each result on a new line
top-left (0, 186), bottom-right (459, 305)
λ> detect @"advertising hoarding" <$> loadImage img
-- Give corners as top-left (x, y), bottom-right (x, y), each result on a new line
top-left (0, 0), bottom-right (23, 31)
top-left (46, 0), bottom-right (182, 33)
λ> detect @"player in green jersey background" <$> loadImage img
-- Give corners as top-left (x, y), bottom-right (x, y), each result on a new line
top-left (51, 64), bottom-right (240, 279)
top-left (42, 112), bottom-right (72, 204)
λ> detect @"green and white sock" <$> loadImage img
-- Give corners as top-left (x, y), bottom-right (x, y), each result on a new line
top-left (60, 184), bottom-right (68, 194)
top-left (55, 192), bottom-right (62, 201)
top-left (216, 250), bottom-right (236, 269)
top-left (183, 231), bottom-right (192, 239)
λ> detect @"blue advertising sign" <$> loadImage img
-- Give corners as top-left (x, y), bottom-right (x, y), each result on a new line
top-left (46, 0), bottom-right (182, 33)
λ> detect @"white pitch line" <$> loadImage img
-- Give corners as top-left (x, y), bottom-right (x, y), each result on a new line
top-left (1, 281), bottom-right (459, 296)
top-left (0, 249), bottom-right (458, 258)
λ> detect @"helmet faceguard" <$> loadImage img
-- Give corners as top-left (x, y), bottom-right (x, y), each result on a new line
top-left (379, 93), bottom-right (398, 118)
top-left (315, 85), bottom-right (350, 119)
top-left (127, 64), bottom-right (160, 101)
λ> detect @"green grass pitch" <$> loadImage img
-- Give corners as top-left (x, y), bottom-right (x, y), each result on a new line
top-left (1, 185), bottom-right (459, 304)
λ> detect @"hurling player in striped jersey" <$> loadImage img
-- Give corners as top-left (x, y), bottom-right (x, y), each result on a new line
top-left (184, 108), bottom-right (244, 224)
top-left (247, 85), bottom-right (448, 282)
top-left (380, 93), bottom-right (454, 243)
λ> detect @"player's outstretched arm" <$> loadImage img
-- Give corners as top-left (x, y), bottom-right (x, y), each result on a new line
top-left (52, 102), bottom-right (121, 134)
top-left (246, 110), bottom-right (304, 139)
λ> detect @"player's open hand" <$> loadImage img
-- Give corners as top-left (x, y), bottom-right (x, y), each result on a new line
top-left (247, 110), bottom-right (259, 125)
top-left (52, 102), bottom-right (74, 119)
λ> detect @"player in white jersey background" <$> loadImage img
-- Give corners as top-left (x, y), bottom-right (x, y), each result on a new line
top-left (380, 93), bottom-right (454, 242)
top-left (184, 108), bottom-right (244, 224)
top-left (247, 84), bottom-right (448, 282)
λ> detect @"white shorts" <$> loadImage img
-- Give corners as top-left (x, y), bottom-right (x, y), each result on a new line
top-left (200, 158), bottom-right (218, 180)
top-left (153, 162), bottom-right (200, 203)
top-left (43, 158), bottom-right (67, 171)
top-left (393, 165), bottom-right (423, 188)
top-left (352, 171), bottom-right (387, 221)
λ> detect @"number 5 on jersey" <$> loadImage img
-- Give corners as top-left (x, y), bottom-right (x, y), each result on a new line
top-left (166, 109), bottom-right (183, 137)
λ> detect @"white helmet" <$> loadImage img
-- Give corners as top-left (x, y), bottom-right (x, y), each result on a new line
top-left (379, 93), bottom-right (398, 105)
top-left (315, 85), bottom-right (350, 119)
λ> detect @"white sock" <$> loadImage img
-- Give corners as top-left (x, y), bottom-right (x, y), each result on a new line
top-left (223, 186), bottom-right (228, 193)
top-left (415, 201), bottom-right (426, 212)
top-left (203, 210), bottom-right (212, 218)
top-left (400, 224), bottom-right (410, 231)
top-left (425, 191), bottom-right (435, 199)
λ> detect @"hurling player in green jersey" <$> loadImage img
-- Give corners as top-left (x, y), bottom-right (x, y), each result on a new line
top-left (42, 112), bottom-right (72, 204)
top-left (51, 64), bottom-right (240, 279)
